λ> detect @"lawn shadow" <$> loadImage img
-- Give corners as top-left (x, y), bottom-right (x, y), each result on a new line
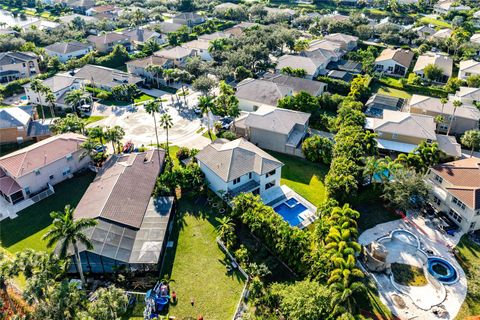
top-left (159, 208), bottom-right (188, 279)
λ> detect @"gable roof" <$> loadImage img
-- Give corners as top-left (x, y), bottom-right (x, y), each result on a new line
top-left (456, 86), bottom-right (480, 101)
top-left (323, 33), bottom-right (358, 45)
top-left (74, 64), bottom-right (142, 88)
top-left (0, 52), bottom-right (38, 66)
top-left (366, 110), bottom-right (436, 140)
top-left (375, 48), bottom-right (414, 68)
top-left (276, 54), bottom-right (325, 75)
top-left (181, 39), bottom-right (210, 51)
top-left (245, 108), bottom-right (310, 135)
top-left (460, 59), bottom-right (480, 75)
top-left (25, 74), bottom-right (81, 93)
top-left (413, 52), bottom-right (453, 77)
top-left (0, 107), bottom-right (31, 129)
top-left (126, 55), bottom-right (170, 68)
top-left (173, 12), bottom-right (204, 20)
top-left (156, 21), bottom-right (185, 34)
top-left (87, 32), bottom-right (130, 45)
top-left (235, 78), bottom-right (291, 107)
top-left (122, 28), bottom-right (161, 43)
top-left (409, 94), bottom-right (480, 120)
top-left (431, 157), bottom-right (480, 209)
top-left (431, 28), bottom-right (452, 39)
top-left (263, 73), bottom-right (326, 95)
top-left (0, 133), bottom-right (86, 178)
top-left (154, 46), bottom-right (193, 59)
top-left (195, 138), bottom-right (283, 182)
top-left (74, 150), bottom-right (164, 228)
top-left (44, 41), bottom-right (91, 54)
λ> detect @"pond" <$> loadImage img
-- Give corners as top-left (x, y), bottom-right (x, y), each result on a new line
top-left (0, 9), bottom-right (38, 27)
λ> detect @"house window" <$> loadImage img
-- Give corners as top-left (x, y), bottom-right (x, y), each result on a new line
top-left (232, 177), bottom-right (240, 185)
top-left (392, 133), bottom-right (398, 140)
top-left (24, 186), bottom-right (30, 195)
top-left (470, 222), bottom-right (476, 230)
top-left (266, 170), bottom-right (276, 178)
top-left (265, 181), bottom-right (275, 190)
top-left (426, 139), bottom-right (433, 143)
top-left (452, 197), bottom-right (466, 210)
top-left (66, 154), bottom-right (73, 161)
top-left (448, 209), bottom-right (463, 224)
top-left (49, 175), bottom-right (54, 180)
top-left (434, 174), bottom-right (443, 184)
top-left (249, 172), bottom-right (252, 179)
top-left (387, 66), bottom-right (393, 71)
top-left (34, 169), bottom-right (40, 176)
top-left (433, 196), bottom-right (441, 206)
top-left (63, 167), bottom-right (71, 176)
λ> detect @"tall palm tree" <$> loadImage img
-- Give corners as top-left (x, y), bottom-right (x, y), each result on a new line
top-left (440, 97), bottom-right (448, 114)
top-left (215, 216), bottom-right (235, 242)
top-left (198, 95), bottom-right (215, 141)
top-left (447, 100), bottom-right (463, 135)
top-left (145, 100), bottom-right (163, 161)
top-left (0, 252), bottom-right (18, 314)
top-left (461, 130), bottom-right (480, 157)
top-left (65, 89), bottom-right (85, 113)
top-left (434, 115), bottom-right (445, 133)
top-left (42, 205), bottom-right (98, 287)
top-left (88, 126), bottom-right (106, 147)
top-left (80, 138), bottom-right (99, 161)
top-left (159, 113), bottom-right (173, 157)
top-left (145, 64), bottom-right (163, 88)
top-left (30, 79), bottom-right (46, 120)
top-left (106, 126), bottom-right (125, 154)
top-left (44, 89), bottom-right (56, 118)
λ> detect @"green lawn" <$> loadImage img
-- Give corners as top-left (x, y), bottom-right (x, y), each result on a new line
top-left (419, 17), bottom-right (452, 29)
top-left (455, 236), bottom-right (480, 319)
top-left (371, 82), bottom-right (412, 99)
top-left (134, 94), bottom-right (155, 104)
top-left (159, 193), bottom-right (246, 320)
top-left (83, 115), bottom-right (106, 125)
top-left (202, 130), bottom-right (217, 141)
top-left (269, 152), bottom-right (328, 207)
top-left (0, 171), bottom-right (95, 253)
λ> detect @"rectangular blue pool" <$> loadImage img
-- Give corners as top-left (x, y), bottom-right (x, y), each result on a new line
top-left (274, 198), bottom-right (308, 226)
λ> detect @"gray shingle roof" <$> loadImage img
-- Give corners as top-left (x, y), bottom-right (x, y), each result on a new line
top-left (45, 41), bottom-right (91, 54)
top-left (195, 138), bottom-right (283, 182)
top-left (74, 64), bottom-right (142, 88)
top-left (235, 78), bottom-right (292, 106)
top-left (245, 108), bottom-right (310, 135)
top-left (0, 107), bottom-right (30, 129)
top-left (0, 52), bottom-right (37, 66)
top-left (263, 73), bottom-right (326, 96)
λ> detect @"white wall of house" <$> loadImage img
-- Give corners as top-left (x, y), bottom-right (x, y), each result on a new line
top-left (375, 60), bottom-right (406, 76)
top-left (238, 98), bottom-right (276, 112)
top-left (45, 47), bottom-right (92, 63)
top-left (15, 149), bottom-right (90, 198)
top-left (25, 81), bottom-right (83, 107)
top-left (459, 69), bottom-right (480, 80)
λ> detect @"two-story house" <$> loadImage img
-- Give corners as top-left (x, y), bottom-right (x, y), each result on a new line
top-left (276, 54), bottom-right (328, 79)
top-left (121, 28), bottom-right (166, 48)
top-left (172, 12), bottom-right (205, 27)
top-left (153, 47), bottom-right (196, 67)
top-left (181, 39), bottom-right (212, 61)
top-left (73, 64), bottom-right (143, 91)
top-left (427, 157), bottom-right (480, 232)
top-left (323, 33), bottom-right (358, 51)
top-left (0, 52), bottom-right (40, 83)
top-left (195, 138), bottom-right (283, 200)
top-left (407, 94), bottom-right (480, 135)
top-left (87, 32), bottom-right (132, 53)
top-left (413, 52), bottom-right (453, 83)
top-left (0, 106), bottom-right (52, 145)
top-left (374, 48), bottom-right (414, 77)
top-left (0, 133), bottom-right (89, 205)
top-left (126, 55), bottom-right (173, 83)
top-left (44, 41), bottom-right (93, 63)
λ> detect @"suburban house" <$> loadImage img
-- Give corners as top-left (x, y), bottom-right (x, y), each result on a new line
top-left (263, 73), bottom-right (327, 96)
top-left (126, 56), bottom-right (173, 81)
top-left (323, 33), bottom-right (358, 51)
top-left (172, 12), bottom-right (205, 27)
top-left (374, 48), bottom-right (414, 77)
top-left (198, 31), bottom-right (232, 41)
top-left (70, 150), bottom-right (172, 273)
top-left (236, 107), bottom-right (310, 157)
top-left (195, 138), bottom-right (283, 200)
top-left (275, 55), bottom-right (327, 79)
top-left (365, 110), bottom-right (460, 156)
top-left (413, 25), bottom-right (436, 39)
top-left (154, 47), bottom-right (195, 67)
top-left (24, 74), bottom-right (87, 109)
top-left (427, 157), bottom-right (480, 232)
top-left (0, 106), bottom-right (52, 145)
top-left (73, 64), bottom-right (143, 91)
top-left (430, 28), bottom-right (453, 41)
top-left (434, 0), bottom-right (471, 14)
top-left (407, 94), bottom-right (480, 135)
top-left (44, 41), bottom-right (93, 63)
top-left (365, 94), bottom-right (405, 118)
top-left (121, 28), bottom-right (166, 48)
top-left (0, 133), bottom-right (89, 206)
top-left (224, 22), bottom-right (256, 37)
top-left (214, 2), bottom-right (242, 11)
top-left (86, 5), bottom-right (121, 18)
top-left (155, 21), bottom-right (185, 34)
top-left (64, 0), bottom-right (96, 13)
top-left (413, 52), bottom-right (453, 83)
top-left (303, 39), bottom-right (346, 62)
top-left (459, 60), bottom-right (480, 80)
top-left (265, 7), bottom-right (296, 19)
top-left (58, 13), bottom-right (98, 25)
top-left (455, 87), bottom-right (480, 106)
top-left (181, 39), bottom-right (212, 61)
top-left (87, 32), bottom-right (132, 53)
top-left (21, 20), bottom-right (60, 31)
top-left (0, 52), bottom-right (40, 83)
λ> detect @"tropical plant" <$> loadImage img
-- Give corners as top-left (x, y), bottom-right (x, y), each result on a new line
top-left (145, 64), bottom-right (163, 88)
top-left (423, 64), bottom-right (444, 82)
top-left (81, 286), bottom-right (128, 319)
top-left (302, 135), bottom-right (333, 165)
top-left (105, 126), bottom-right (125, 154)
top-left (0, 253), bottom-right (18, 314)
top-left (145, 100), bottom-right (163, 163)
top-left (42, 205), bottom-right (98, 287)
top-left (159, 112), bottom-right (174, 158)
top-left (461, 130), bottom-right (480, 157)
top-left (87, 126), bottom-right (106, 146)
top-left (44, 88), bottom-right (56, 118)
top-left (447, 100), bottom-right (463, 135)
top-left (64, 89), bottom-right (85, 112)
top-left (434, 115), bottom-right (445, 132)
top-left (30, 78), bottom-right (46, 119)
top-left (215, 216), bottom-right (235, 248)
top-left (51, 114), bottom-right (85, 134)
top-left (198, 95), bottom-right (215, 141)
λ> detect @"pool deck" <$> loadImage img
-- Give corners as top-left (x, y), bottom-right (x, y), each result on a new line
top-left (359, 213), bottom-right (467, 319)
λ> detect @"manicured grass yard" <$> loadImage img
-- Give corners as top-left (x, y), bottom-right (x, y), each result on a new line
top-left (455, 236), bottom-right (480, 319)
top-left (0, 171), bottom-right (95, 253)
top-left (270, 151), bottom-right (328, 207)
top-left (83, 115), bottom-right (106, 125)
top-left (134, 94), bottom-right (155, 104)
top-left (371, 82), bottom-right (412, 99)
top-left (419, 17), bottom-right (452, 29)
top-left (159, 194), bottom-right (246, 320)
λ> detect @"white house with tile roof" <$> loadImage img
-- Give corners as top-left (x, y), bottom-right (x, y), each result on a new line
top-left (459, 60), bottom-right (480, 80)
top-left (413, 52), bottom-right (453, 83)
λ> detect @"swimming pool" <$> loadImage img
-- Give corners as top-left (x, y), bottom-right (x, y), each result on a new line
top-left (20, 95), bottom-right (28, 100)
top-left (274, 198), bottom-right (308, 226)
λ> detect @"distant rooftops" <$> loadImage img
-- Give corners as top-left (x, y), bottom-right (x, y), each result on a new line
top-left (45, 41), bottom-right (91, 54)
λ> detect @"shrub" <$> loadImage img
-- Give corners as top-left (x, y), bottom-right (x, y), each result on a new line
top-left (302, 135), bottom-right (333, 165)
top-left (219, 130), bottom-right (237, 141)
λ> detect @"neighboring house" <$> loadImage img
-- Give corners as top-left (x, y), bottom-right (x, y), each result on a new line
top-left (86, 5), bottom-right (119, 16)
top-left (365, 110), bottom-right (460, 156)
top-left (427, 157), bottom-right (480, 232)
top-left (24, 74), bottom-right (87, 109)
top-left (374, 48), bottom-right (414, 77)
top-left (434, 0), bottom-right (470, 14)
top-left (459, 59), bottom-right (480, 80)
top-left (0, 133), bottom-right (89, 205)
top-left (263, 73), bottom-right (327, 96)
top-left (223, 22), bottom-right (256, 37)
top-left (172, 12), bottom-right (205, 27)
top-left (455, 86), bottom-right (480, 107)
top-left (198, 31), bottom-right (232, 41)
top-left (73, 64), bottom-right (143, 91)
top-left (21, 20), bottom-right (59, 31)
top-left (44, 41), bottom-right (93, 63)
top-left (195, 138), bottom-right (283, 200)
top-left (0, 106), bottom-right (52, 145)
top-left (323, 33), bottom-right (358, 51)
top-left (181, 39), bottom-right (212, 61)
top-left (303, 39), bottom-right (345, 63)
top-left (276, 55), bottom-right (326, 79)
top-left (126, 55), bottom-right (173, 81)
top-left (0, 52), bottom-right (40, 83)
top-left (407, 94), bottom-right (480, 135)
top-left (413, 52), bottom-right (453, 83)
top-left (326, 59), bottom-right (363, 74)
top-left (265, 7), bottom-right (296, 18)
top-left (237, 107), bottom-right (310, 156)
top-left (153, 46), bottom-right (195, 67)
top-left (122, 28), bottom-right (166, 48)
top-left (365, 94), bottom-right (405, 118)
top-left (413, 25), bottom-right (436, 39)
top-left (214, 2), bottom-right (242, 11)
top-left (71, 150), bottom-right (172, 273)
top-left (156, 21), bottom-right (185, 34)
top-left (87, 32), bottom-right (132, 53)
top-left (430, 28), bottom-right (453, 41)
top-left (58, 14), bottom-right (98, 25)
top-left (64, 0), bottom-right (96, 13)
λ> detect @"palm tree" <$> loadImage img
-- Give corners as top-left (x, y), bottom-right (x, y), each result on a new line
top-left (65, 89), bottom-right (85, 113)
top-left (215, 216), bottom-right (235, 240)
top-left (440, 97), bottom-right (448, 114)
top-left (44, 89), bottom-right (56, 118)
top-left (434, 115), bottom-right (445, 133)
top-left (198, 95), bottom-right (215, 141)
top-left (159, 113), bottom-right (173, 157)
top-left (80, 138), bottom-right (99, 161)
top-left (145, 64), bottom-right (163, 88)
top-left (145, 100), bottom-right (163, 162)
top-left (30, 79), bottom-right (46, 120)
top-left (42, 205), bottom-right (98, 287)
top-left (461, 130), bottom-right (480, 157)
top-left (105, 126), bottom-right (125, 154)
top-left (447, 100), bottom-right (463, 135)
top-left (88, 126), bottom-right (107, 147)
